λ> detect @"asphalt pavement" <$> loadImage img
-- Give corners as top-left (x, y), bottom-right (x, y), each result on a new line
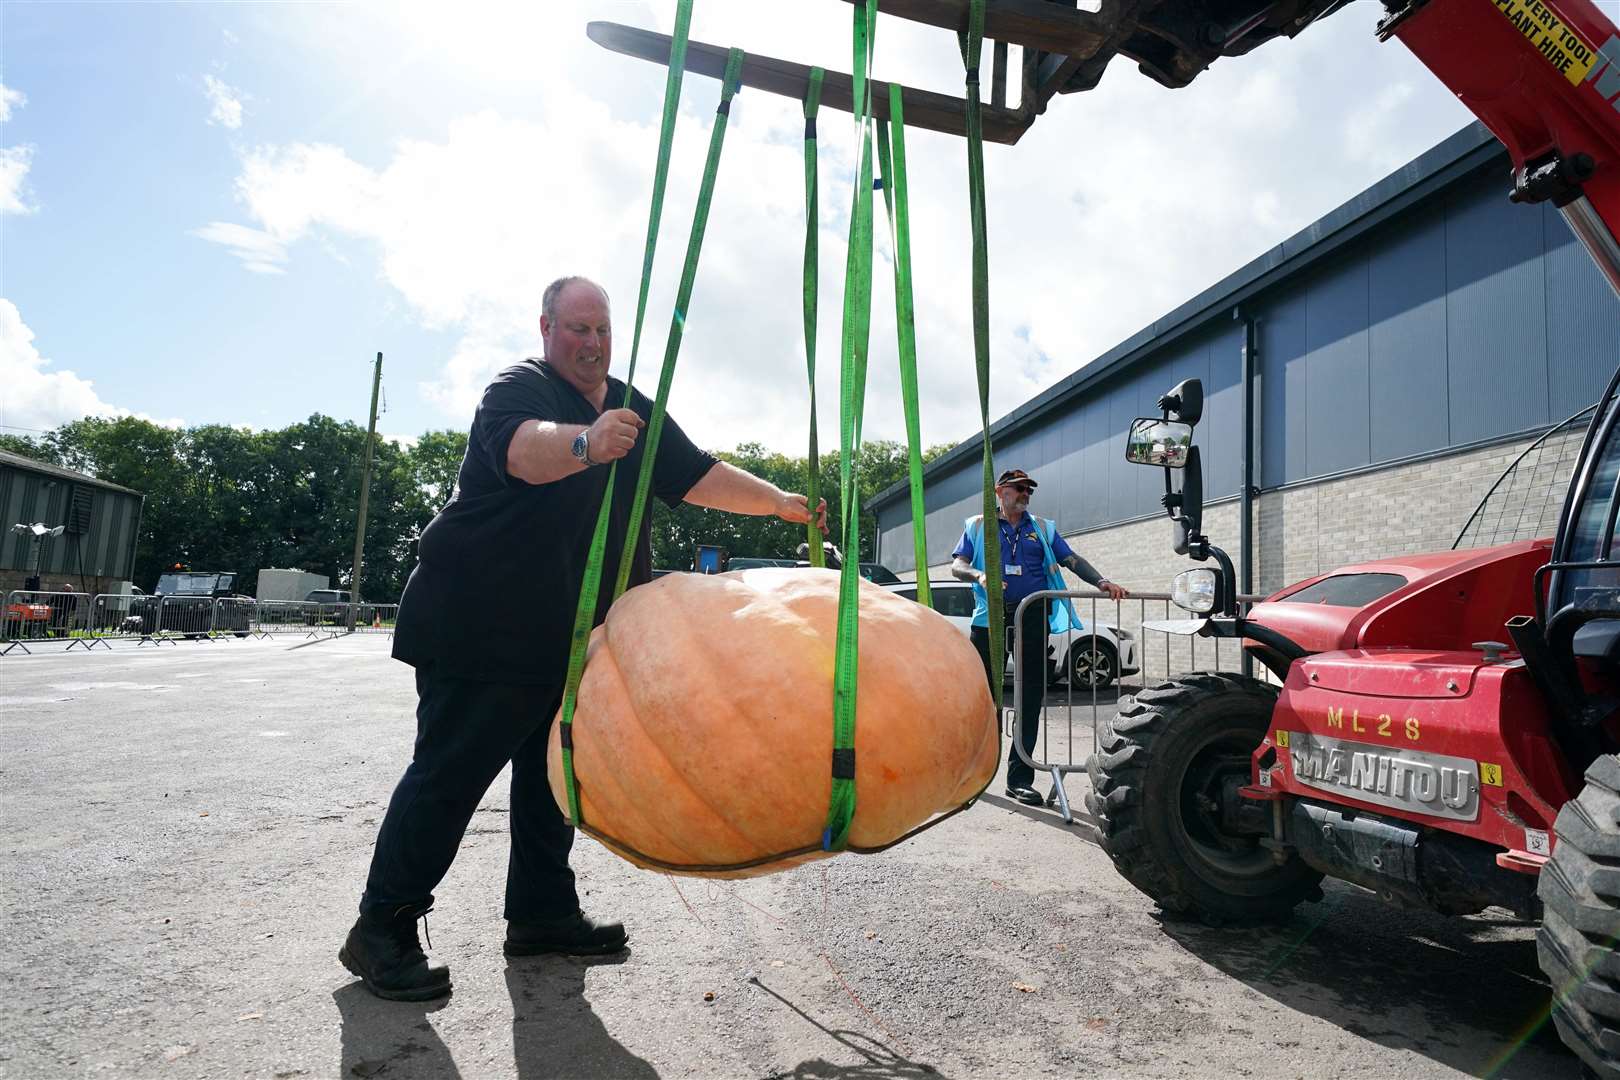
top-left (0, 635), bottom-right (1578, 1079)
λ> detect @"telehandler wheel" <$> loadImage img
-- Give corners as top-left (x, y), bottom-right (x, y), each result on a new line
top-left (1537, 755), bottom-right (1620, 1080)
top-left (1085, 672), bottom-right (1322, 924)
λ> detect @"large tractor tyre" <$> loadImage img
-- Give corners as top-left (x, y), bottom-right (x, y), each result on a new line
top-left (1537, 755), bottom-right (1620, 1080)
top-left (1085, 672), bottom-right (1323, 924)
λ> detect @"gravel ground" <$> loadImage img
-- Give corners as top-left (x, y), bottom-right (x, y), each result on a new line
top-left (0, 635), bottom-right (1578, 1079)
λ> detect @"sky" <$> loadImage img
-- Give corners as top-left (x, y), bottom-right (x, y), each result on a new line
top-left (5, 0), bottom-right (1609, 456)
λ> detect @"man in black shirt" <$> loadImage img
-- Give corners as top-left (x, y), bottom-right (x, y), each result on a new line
top-left (340, 276), bottom-right (825, 1001)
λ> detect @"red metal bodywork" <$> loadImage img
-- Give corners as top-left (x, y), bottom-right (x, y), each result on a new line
top-left (1244, 539), bottom-right (1580, 859)
top-left (1236, 0), bottom-right (1620, 867)
top-left (1391, 0), bottom-right (1620, 227)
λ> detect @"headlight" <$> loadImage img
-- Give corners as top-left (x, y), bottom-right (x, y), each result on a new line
top-left (1171, 568), bottom-right (1219, 614)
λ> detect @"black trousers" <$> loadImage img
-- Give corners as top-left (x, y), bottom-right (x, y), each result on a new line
top-left (360, 666), bottom-right (579, 922)
top-left (970, 599), bottom-right (1048, 791)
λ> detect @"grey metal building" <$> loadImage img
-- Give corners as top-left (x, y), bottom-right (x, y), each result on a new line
top-left (872, 121), bottom-right (1620, 594)
top-left (0, 450), bottom-right (144, 596)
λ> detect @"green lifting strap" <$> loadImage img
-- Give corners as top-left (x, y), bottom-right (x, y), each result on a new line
top-left (613, 48), bottom-right (745, 601)
top-left (822, 0), bottom-right (878, 853)
top-left (625, 0), bottom-right (694, 393)
top-left (802, 68), bottom-right (826, 570)
top-left (557, 0), bottom-right (694, 828)
top-left (874, 85), bottom-right (929, 610)
top-left (959, 0), bottom-right (1004, 697)
top-left (559, 46), bottom-right (746, 829)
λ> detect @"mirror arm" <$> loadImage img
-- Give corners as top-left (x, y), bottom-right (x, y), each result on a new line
top-left (1208, 544), bottom-right (1239, 617)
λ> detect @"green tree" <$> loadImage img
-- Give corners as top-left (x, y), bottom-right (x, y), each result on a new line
top-left (0, 433), bottom-right (58, 463)
top-left (405, 430), bottom-right (468, 514)
top-left (6, 409), bottom-right (956, 598)
top-left (649, 439), bottom-right (953, 570)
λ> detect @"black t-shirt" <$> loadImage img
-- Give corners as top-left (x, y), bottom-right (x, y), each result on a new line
top-left (391, 359), bottom-right (717, 684)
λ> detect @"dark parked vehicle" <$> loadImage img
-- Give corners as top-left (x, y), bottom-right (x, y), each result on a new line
top-left (303, 589), bottom-right (375, 627)
top-left (132, 571), bottom-right (252, 638)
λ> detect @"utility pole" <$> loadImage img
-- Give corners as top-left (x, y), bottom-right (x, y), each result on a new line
top-left (350, 352), bottom-right (382, 617)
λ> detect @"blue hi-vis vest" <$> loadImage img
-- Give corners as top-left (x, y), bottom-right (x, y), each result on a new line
top-left (965, 515), bottom-right (1083, 634)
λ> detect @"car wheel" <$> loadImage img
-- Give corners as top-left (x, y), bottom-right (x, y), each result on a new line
top-left (1068, 637), bottom-right (1118, 690)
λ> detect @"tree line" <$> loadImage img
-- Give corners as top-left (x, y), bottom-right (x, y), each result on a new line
top-left (0, 417), bottom-right (951, 601)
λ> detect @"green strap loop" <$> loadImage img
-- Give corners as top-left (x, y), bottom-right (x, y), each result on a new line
top-left (875, 85), bottom-right (929, 610)
top-left (624, 0), bottom-right (694, 392)
top-left (824, 0), bottom-right (878, 853)
top-left (802, 67), bottom-right (826, 570)
top-left (560, 45), bottom-right (745, 827)
top-left (960, 0), bottom-right (1004, 696)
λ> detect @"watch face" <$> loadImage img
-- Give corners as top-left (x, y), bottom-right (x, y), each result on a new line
top-left (572, 432), bottom-right (587, 459)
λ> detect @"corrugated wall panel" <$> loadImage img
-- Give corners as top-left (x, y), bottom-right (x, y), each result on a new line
top-left (1079, 397), bottom-right (1109, 531)
top-left (1446, 173), bottom-right (1549, 443)
top-left (89, 492), bottom-right (122, 578)
top-left (0, 468), bottom-right (19, 570)
top-left (1260, 290), bottom-right (1308, 486)
top-left (1204, 324), bottom-right (1245, 500)
top-left (1107, 382), bottom-right (1141, 523)
top-left (1369, 214), bottom-right (1450, 460)
top-left (1053, 409), bottom-right (1086, 534)
top-left (93, 492), bottom-right (117, 576)
top-left (1545, 201), bottom-right (1620, 418)
top-left (1304, 257), bottom-right (1372, 477)
top-left (42, 481), bottom-right (68, 576)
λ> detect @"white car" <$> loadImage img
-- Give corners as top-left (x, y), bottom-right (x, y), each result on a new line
top-left (882, 579), bottom-right (1139, 690)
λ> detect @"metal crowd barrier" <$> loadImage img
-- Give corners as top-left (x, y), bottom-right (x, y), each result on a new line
top-left (2, 590), bottom-right (94, 655)
top-left (1008, 588), bottom-right (1266, 825)
top-left (0, 594), bottom-right (398, 654)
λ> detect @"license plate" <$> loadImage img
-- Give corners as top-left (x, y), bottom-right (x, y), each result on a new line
top-left (1284, 731), bottom-right (1480, 822)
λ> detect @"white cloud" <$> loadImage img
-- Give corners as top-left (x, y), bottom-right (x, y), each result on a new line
top-left (0, 145), bottom-right (35, 215)
top-left (1345, 82), bottom-right (1420, 171)
top-left (0, 300), bottom-right (177, 432)
top-left (190, 221), bottom-right (288, 274)
top-left (203, 74), bottom-right (244, 130)
top-left (212, 2), bottom-right (1473, 453)
top-left (0, 83), bottom-right (25, 123)
top-left (0, 82), bottom-right (34, 215)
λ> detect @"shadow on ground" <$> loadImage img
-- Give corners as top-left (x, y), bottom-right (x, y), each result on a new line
top-left (334, 983), bottom-right (458, 1079)
top-left (1156, 884), bottom-right (1574, 1080)
top-left (505, 954), bottom-right (655, 1080)
top-left (334, 954), bottom-right (653, 1080)
top-left (752, 976), bottom-right (947, 1080)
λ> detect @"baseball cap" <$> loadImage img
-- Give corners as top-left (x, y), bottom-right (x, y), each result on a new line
top-left (996, 469), bottom-right (1037, 489)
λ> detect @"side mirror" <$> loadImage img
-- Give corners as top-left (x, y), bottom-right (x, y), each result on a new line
top-left (1126, 418), bottom-right (1195, 468)
top-left (1158, 378), bottom-right (1203, 426)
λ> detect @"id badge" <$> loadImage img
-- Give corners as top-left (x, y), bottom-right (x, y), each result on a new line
top-left (1004, 564), bottom-right (1023, 577)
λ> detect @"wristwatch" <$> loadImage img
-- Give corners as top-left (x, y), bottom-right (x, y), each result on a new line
top-left (571, 430), bottom-right (593, 467)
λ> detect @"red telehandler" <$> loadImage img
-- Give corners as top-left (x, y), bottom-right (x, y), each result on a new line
top-left (592, 0), bottom-right (1620, 1071)
top-left (1075, 3), bottom-right (1620, 1076)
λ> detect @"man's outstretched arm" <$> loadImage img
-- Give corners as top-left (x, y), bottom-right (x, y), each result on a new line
top-left (684, 462), bottom-right (828, 529)
top-left (1061, 553), bottom-right (1128, 599)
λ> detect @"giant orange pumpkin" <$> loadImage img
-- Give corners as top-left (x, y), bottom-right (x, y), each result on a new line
top-left (546, 567), bottom-right (998, 878)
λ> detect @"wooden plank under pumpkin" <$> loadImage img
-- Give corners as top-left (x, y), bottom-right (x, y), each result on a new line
top-left (586, 21), bottom-right (1034, 145)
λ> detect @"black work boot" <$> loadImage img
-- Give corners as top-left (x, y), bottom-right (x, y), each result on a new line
top-left (340, 904), bottom-right (452, 1001)
top-left (505, 911), bottom-right (628, 957)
